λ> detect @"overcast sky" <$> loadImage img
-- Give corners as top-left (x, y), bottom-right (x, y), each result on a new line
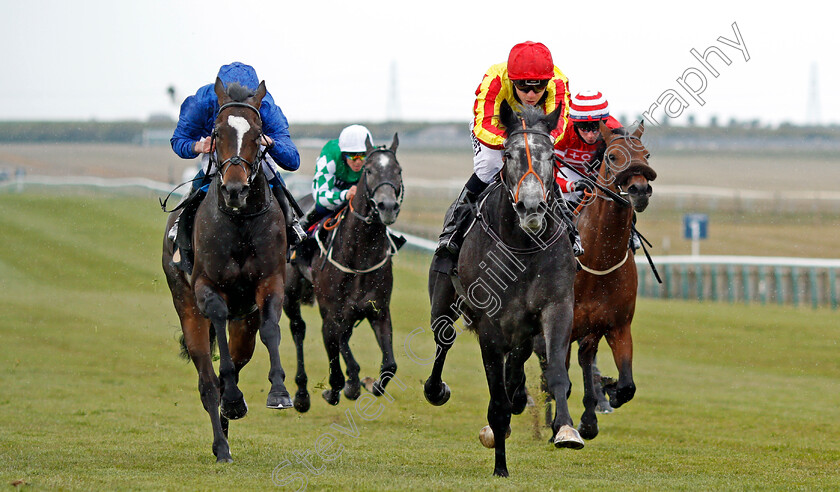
top-left (1, 0), bottom-right (837, 126)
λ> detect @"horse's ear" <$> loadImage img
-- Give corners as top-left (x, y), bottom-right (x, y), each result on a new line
top-left (499, 100), bottom-right (516, 130)
top-left (599, 120), bottom-right (613, 143)
top-left (390, 133), bottom-right (399, 153)
top-left (252, 80), bottom-right (267, 108)
top-left (365, 135), bottom-right (374, 153)
top-left (632, 119), bottom-right (645, 139)
top-left (545, 106), bottom-right (562, 133)
top-left (214, 77), bottom-right (227, 103)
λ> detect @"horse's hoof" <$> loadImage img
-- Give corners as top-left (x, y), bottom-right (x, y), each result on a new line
top-left (343, 381), bottom-right (361, 400)
top-left (478, 425), bottom-right (512, 448)
top-left (293, 391), bottom-right (310, 413)
top-left (423, 381), bottom-right (451, 406)
top-left (220, 397), bottom-right (248, 420)
top-left (511, 391), bottom-right (529, 416)
top-left (493, 467), bottom-right (509, 478)
top-left (526, 394), bottom-right (536, 407)
top-left (266, 392), bottom-right (293, 410)
top-left (322, 389), bottom-right (340, 406)
top-left (213, 441), bottom-right (232, 463)
top-left (553, 425), bottom-right (584, 449)
top-left (362, 376), bottom-right (385, 396)
top-left (595, 400), bottom-right (613, 414)
top-left (578, 421), bottom-right (599, 440)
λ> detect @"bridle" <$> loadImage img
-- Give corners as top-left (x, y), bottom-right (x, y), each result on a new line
top-left (349, 147), bottom-right (404, 225)
top-left (501, 119), bottom-right (554, 207)
top-left (210, 102), bottom-right (267, 188)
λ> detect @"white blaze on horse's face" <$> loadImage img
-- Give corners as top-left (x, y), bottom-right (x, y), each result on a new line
top-left (227, 115), bottom-right (251, 155)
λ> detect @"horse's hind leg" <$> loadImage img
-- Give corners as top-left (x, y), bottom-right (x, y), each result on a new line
top-left (256, 275), bottom-right (293, 410)
top-left (423, 270), bottom-right (461, 406)
top-left (283, 277), bottom-right (310, 413)
top-left (604, 323), bottom-right (635, 408)
top-left (364, 308), bottom-right (398, 397)
top-left (194, 279), bottom-right (247, 421)
top-left (577, 336), bottom-right (601, 440)
top-left (506, 338), bottom-right (533, 416)
top-left (533, 334), bottom-right (554, 428)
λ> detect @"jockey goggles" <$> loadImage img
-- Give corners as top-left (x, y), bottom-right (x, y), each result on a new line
top-left (512, 79), bottom-right (549, 93)
top-left (574, 121), bottom-right (601, 133)
top-left (344, 152), bottom-right (366, 161)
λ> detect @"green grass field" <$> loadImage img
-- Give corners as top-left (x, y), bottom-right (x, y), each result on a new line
top-left (1, 192), bottom-right (838, 490)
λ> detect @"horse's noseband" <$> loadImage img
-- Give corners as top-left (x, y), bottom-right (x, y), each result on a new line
top-left (503, 122), bottom-right (554, 206)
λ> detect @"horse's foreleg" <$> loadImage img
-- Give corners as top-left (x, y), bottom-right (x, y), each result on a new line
top-left (477, 327), bottom-right (512, 477)
top-left (423, 270), bottom-right (459, 406)
top-left (195, 279), bottom-right (247, 421)
top-left (181, 310), bottom-right (231, 462)
top-left (505, 338), bottom-right (533, 416)
top-left (339, 328), bottom-right (361, 400)
top-left (321, 317), bottom-right (346, 406)
top-left (576, 336), bottom-right (600, 440)
top-left (542, 306), bottom-right (584, 450)
top-left (283, 291), bottom-right (310, 413)
top-left (256, 275), bottom-right (292, 410)
top-left (366, 308), bottom-right (397, 397)
top-left (604, 323), bottom-right (635, 408)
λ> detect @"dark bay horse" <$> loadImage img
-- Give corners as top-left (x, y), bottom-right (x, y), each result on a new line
top-left (283, 135), bottom-right (403, 412)
top-left (423, 102), bottom-right (580, 477)
top-left (537, 120), bottom-right (656, 440)
top-left (162, 78), bottom-right (293, 463)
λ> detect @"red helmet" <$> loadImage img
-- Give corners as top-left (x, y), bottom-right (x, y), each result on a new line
top-left (507, 41), bottom-right (554, 80)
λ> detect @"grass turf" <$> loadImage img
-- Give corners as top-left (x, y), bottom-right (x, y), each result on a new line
top-left (0, 192), bottom-right (838, 490)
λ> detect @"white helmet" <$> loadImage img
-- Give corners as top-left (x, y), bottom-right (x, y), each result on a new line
top-left (338, 125), bottom-right (374, 153)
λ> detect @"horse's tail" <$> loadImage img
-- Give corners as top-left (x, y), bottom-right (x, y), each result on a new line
top-left (178, 326), bottom-right (218, 361)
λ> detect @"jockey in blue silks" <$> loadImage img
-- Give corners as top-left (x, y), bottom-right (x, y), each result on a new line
top-left (168, 62), bottom-right (306, 273)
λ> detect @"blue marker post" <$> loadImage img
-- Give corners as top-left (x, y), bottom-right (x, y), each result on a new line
top-left (683, 213), bottom-right (709, 256)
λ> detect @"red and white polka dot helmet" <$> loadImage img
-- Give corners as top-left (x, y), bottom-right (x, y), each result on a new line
top-left (569, 90), bottom-right (610, 122)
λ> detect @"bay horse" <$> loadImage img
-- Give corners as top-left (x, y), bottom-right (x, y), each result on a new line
top-left (424, 102), bottom-right (580, 477)
top-left (282, 135), bottom-right (403, 412)
top-left (162, 78), bottom-right (293, 463)
top-left (537, 120), bottom-right (656, 440)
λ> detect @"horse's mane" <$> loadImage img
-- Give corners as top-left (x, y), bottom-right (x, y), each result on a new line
top-left (225, 82), bottom-right (255, 102)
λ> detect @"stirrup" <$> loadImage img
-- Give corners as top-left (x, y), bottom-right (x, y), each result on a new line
top-left (289, 222), bottom-right (307, 246)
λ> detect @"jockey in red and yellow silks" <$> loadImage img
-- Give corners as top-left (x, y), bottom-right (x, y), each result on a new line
top-left (472, 63), bottom-right (570, 151)
top-left (435, 41), bottom-right (583, 259)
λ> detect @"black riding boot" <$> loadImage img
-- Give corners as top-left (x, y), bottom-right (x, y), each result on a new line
top-left (270, 180), bottom-right (307, 247)
top-left (629, 212), bottom-right (641, 252)
top-left (435, 173), bottom-right (487, 258)
top-left (172, 188), bottom-right (207, 274)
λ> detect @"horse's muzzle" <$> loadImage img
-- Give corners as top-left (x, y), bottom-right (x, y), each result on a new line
top-left (514, 199), bottom-right (548, 233)
top-left (627, 183), bottom-right (652, 212)
top-left (221, 182), bottom-right (249, 210)
top-left (376, 198), bottom-right (400, 225)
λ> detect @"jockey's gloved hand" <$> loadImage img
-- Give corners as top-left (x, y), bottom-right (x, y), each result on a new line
top-left (573, 180), bottom-right (595, 194)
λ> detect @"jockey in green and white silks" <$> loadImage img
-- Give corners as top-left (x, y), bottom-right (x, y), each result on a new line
top-left (309, 124), bottom-right (373, 222)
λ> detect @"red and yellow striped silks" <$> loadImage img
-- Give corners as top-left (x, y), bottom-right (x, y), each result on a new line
top-left (471, 62), bottom-right (570, 150)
